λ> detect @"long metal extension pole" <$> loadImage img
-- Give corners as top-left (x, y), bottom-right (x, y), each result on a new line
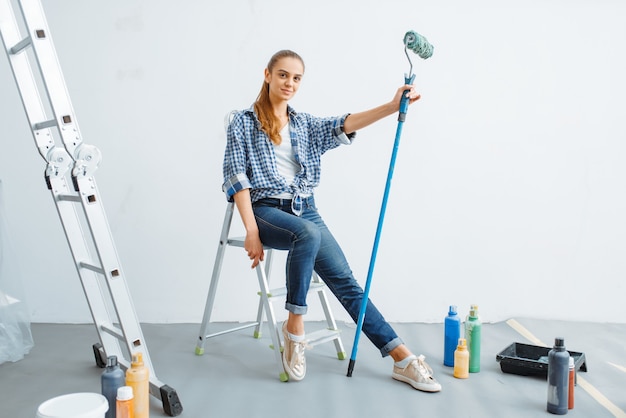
top-left (347, 73), bottom-right (416, 377)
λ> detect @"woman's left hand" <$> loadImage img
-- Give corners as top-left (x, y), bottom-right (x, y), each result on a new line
top-left (342, 84), bottom-right (422, 134)
top-left (393, 84), bottom-right (421, 108)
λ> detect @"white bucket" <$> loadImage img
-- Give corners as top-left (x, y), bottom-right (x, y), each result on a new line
top-left (36, 393), bottom-right (109, 418)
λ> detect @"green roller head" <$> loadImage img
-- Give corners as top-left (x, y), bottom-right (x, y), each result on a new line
top-left (404, 30), bottom-right (434, 59)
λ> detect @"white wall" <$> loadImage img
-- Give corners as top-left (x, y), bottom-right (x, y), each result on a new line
top-left (1, 0), bottom-right (625, 324)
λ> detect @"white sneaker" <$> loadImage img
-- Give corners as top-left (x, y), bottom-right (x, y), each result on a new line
top-left (281, 321), bottom-right (308, 381)
top-left (392, 355), bottom-right (442, 392)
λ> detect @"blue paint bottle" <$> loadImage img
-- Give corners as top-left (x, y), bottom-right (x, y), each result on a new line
top-left (444, 305), bottom-right (461, 367)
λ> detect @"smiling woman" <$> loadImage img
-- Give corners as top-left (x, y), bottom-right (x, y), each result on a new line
top-left (219, 49), bottom-right (440, 392)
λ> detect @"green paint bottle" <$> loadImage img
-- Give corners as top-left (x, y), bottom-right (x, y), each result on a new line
top-left (465, 305), bottom-right (482, 373)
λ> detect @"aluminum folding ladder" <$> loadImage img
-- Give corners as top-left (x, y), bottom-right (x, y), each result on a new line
top-left (0, 0), bottom-right (182, 415)
top-left (195, 201), bottom-right (347, 381)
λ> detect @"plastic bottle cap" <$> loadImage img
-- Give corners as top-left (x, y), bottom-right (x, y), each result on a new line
top-left (106, 355), bottom-right (118, 368)
top-left (554, 338), bottom-right (565, 348)
top-left (449, 305), bottom-right (457, 315)
top-left (117, 386), bottom-right (133, 401)
top-left (457, 338), bottom-right (467, 348)
top-left (131, 352), bottom-right (144, 367)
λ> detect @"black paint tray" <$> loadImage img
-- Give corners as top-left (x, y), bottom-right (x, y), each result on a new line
top-left (496, 342), bottom-right (588, 377)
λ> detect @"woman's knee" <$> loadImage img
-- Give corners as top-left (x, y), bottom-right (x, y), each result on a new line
top-left (294, 220), bottom-right (322, 248)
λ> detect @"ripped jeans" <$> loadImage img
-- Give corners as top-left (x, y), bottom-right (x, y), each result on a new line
top-left (252, 196), bottom-right (403, 357)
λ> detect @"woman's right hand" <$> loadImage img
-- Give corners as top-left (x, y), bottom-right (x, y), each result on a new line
top-left (244, 231), bottom-right (265, 268)
top-left (233, 189), bottom-right (265, 268)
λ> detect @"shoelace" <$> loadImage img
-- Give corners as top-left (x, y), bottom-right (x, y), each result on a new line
top-left (288, 340), bottom-right (311, 367)
top-left (413, 355), bottom-right (434, 378)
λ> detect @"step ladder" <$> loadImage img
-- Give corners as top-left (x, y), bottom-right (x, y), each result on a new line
top-left (195, 201), bottom-right (347, 382)
top-left (0, 0), bottom-right (182, 415)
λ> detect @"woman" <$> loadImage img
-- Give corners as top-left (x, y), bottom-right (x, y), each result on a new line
top-left (222, 49), bottom-right (441, 392)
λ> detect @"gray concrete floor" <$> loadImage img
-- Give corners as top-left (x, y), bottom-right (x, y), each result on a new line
top-left (0, 319), bottom-right (624, 418)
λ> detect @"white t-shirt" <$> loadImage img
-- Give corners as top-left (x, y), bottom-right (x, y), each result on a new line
top-left (272, 124), bottom-right (300, 199)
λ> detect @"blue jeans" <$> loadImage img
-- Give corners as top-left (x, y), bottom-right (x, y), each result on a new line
top-left (252, 196), bottom-right (403, 357)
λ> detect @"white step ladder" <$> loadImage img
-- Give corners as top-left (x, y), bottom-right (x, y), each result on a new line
top-left (195, 201), bottom-right (346, 381)
top-left (0, 0), bottom-right (182, 415)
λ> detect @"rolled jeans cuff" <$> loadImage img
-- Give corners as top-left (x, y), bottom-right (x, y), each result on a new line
top-left (379, 337), bottom-right (404, 358)
top-left (285, 302), bottom-right (308, 315)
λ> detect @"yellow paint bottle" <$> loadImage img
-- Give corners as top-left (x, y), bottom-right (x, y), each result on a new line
top-left (453, 338), bottom-right (469, 379)
top-left (126, 353), bottom-right (149, 418)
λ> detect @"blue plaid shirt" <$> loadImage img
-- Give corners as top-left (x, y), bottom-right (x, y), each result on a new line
top-left (222, 105), bottom-right (356, 204)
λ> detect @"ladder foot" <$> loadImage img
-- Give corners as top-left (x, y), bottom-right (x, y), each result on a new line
top-left (160, 385), bottom-right (183, 417)
top-left (194, 346), bottom-right (205, 356)
top-left (337, 351), bottom-right (347, 360)
top-left (253, 330), bottom-right (262, 339)
top-left (269, 344), bottom-right (284, 353)
top-left (279, 372), bottom-right (289, 382)
top-left (92, 343), bottom-right (106, 368)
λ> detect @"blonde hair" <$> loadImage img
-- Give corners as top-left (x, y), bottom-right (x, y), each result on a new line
top-left (254, 50), bottom-right (305, 144)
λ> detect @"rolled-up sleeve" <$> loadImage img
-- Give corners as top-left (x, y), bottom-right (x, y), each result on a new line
top-left (222, 173), bottom-right (251, 202)
top-left (332, 113), bottom-right (357, 145)
top-left (222, 114), bottom-right (252, 201)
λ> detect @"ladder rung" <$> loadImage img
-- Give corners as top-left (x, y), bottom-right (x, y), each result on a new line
top-left (259, 281), bottom-right (326, 299)
top-left (57, 193), bottom-right (81, 202)
top-left (203, 322), bottom-right (260, 340)
top-left (79, 261), bottom-right (104, 274)
top-left (34, 118), bottom-right (57, 130)
top-left (228, 237), bottom-right (270, 249)
top-left (306, 328), bottom-right (341, 347)
top-left (227, 237), bottom-right (244, 247)
top-left (9, 36), bottom-right (32, 54)
top-left (101, 323), bottom-right (144, 350)
top-left (100, 323), bottom-right (124, 340)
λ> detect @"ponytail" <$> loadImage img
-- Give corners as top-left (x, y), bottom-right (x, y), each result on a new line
top-left (254, 50), bottom-right (304, 145)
